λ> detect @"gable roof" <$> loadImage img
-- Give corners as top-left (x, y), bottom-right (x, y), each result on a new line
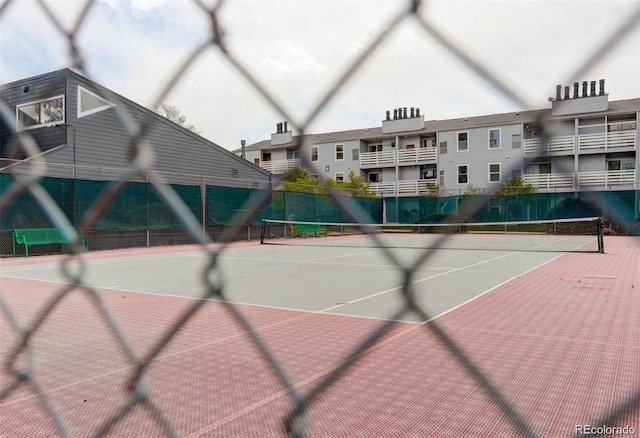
top-left (238, 97), bottom-right (640, 152)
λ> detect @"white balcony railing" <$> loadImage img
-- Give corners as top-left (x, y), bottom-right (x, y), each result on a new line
top-left (360, 150), bottom-right (396, 168)
top-left (578, 169), bottom-right (636, 187)
top-left (523, 173), bottom-right (575, 190)
top-left (370, 179), bottom-right (437, 197)
top-left (360, 148), bottom-right (437, 168)
top-left (578, 131), bottom-right (637, 153)
top-left (260, 158), bottom-right (301, 174)
top-left (397, 147), bottom-right (437, 165)
top-left (523, 135), bottom-right (575, 156)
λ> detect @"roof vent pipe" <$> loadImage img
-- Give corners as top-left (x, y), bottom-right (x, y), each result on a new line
top-left (403, 107), bottom-right (408, 118)
top-left (599, 79), bottom-right (605, 95)
top-left (393, 109), bottom-right (398, 119)
top-left (416, 108), bottom-right (421, 117)
top-left (590, 81), bottom-right (596, 96)
top-left (573, 82), bottom-right (579, 99)
top-left (410, 107), bottom-right (415, 118)
top-left (564, 86), bottom-right (570, 100)
top-left (582, 81), bottom-right (588, 97)
top-left (283, 121), bottom-right (288, 132)
top-left (555, 85), bottom-right (562, 101)
top-left (386, 110), bottom-right (390, 121)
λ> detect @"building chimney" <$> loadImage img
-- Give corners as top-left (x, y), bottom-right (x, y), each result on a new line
top-left (590, 81), bottom-right (596, 96)
top-left (283, 121), bottom-right (288, 132)
top-left (416, 108), bottom-right (421, 117)
top-left (241, 140), bottom-right (246, 159)
top-left (582, 81), bottom-right (588, 97)
top-left (276, 122), bottom-right (282, 133)
top-left (410, 107), bottom-right (415, 118)
top-left (386, 110), bottom-right (390, 121)
top-left (393, 109), bottom-right (398, 120)
top-left (555, 85), bottom-right (562, 101)
top-left (599, 79), bottom-right (605, 95)
top-left (573, 82), bottom-right (579, 99)
top-left (564, 86), bottom-right (570, 100)
top-left (403, 107), bottom-right (408, 118)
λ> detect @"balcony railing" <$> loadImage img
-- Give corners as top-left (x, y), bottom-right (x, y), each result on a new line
top-left (397, 147), bottom-right (437, 165)
top-left (523, 173), bottom-right (575, 190)
top-left (370, 179), bottom-right (437, 197)
top-left (260, 158), bottom-right (301, 174)
top-left (578, 131), bottom-right (637, 153)
top-left (360, 148), bottom-right (436, 168)
top-left (523, 170), bottom-right (636, 190)
top-left (523, 136), bottom-right (575, 156)
top-left (578, 169), bottom-right (636, 187)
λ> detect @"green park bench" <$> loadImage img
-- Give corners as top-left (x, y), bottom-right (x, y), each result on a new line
top-left (12, 228), bottom-right (87, 257)
top-left (293, 223), bottom-right (328, 238)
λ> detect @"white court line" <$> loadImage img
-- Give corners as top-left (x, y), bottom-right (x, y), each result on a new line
top-left (318, 238), bottom-right (573, 314)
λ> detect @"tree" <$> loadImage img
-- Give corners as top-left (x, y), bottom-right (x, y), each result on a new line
top-left (156, 103), bottom-right (202, 135)
top-left (326, 171), bottom-right (375, 197)
top-left (495, 177), bottom-right (538, 221)
top-left (495, 176), bottom-right (537, 196)
top-left (281, 167), bottom-right (326, 194)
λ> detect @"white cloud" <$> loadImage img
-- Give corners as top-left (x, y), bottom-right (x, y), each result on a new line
top-left (1, 0), bottom-right (639, 150)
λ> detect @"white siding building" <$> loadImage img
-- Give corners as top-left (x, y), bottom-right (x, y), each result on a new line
top-left (237, 81), bottom-right (639, 198)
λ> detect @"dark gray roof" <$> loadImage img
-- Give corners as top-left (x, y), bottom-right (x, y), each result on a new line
top-left (238, 97), bottom-right (640, 153)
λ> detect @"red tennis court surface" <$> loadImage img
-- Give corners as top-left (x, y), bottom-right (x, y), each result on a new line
top-left (1, 237), bottom-right (639, 437)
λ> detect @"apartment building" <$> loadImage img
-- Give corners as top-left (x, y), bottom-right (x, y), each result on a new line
top-left (238, 81), bottom-right (638, 205)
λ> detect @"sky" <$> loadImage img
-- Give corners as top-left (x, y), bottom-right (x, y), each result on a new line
top-left (1, 0), bottom-right (639, 151)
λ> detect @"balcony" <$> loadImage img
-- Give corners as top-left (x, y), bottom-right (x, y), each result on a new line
top-left (360, 148), bottom-right (437, 169)
top-left (370, 179), bottom-right (437, 197)
top-left (523, 173), bottom-right (575, 191)
top-left (260, 158), bottom-right (301, 174)
top-left (523, 136), bottom-right (575, 156)
top-left (578, 131), bottom-right (637, 154)
top-left (523, 131), bottom-right (637, 157)
top-left (578, 169), bottom-right (636, 187)
top-left (523, 170), bottom-right (636, 190)
top-left (360, 150), bottom-right (395, 168)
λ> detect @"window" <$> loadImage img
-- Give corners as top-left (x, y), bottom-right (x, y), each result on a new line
top-left (254, 158), bottom-right (260, 165)
top-left (457, 165), bottom-right (468, 184)
top-left (352, 148), bottom-right (359, 160)
top-left (405, 144), bottom-right (415, 149)
top-left (310, 174), bottom-right (319, 181)
top-left (607, 159), bottom-right (635, 171)
top-left (439, 170), bottom-right (445, 186)
top-left (422, 164), bottom-right (437, 179)
top-left (489, 129), bottom-right (501, 149)
top-left (512, 134), bottom-right (522, 149)
top-left (489, 163), bottom-right (501, 183)
top-left (17, 95), bottom-right (64, 129)
top-left (457, 132), bottom-right (468, 151)
top-left (78, 86), bottom-right (115, 118)
top-left (528, 162), bottom-right (552, 174)
top-left (369, 144), bottom-right (382, 152)
top-left (335, 172), bottom-right (345, 182)
top-left (368, 172), bottom-right (380, 183)
top-left (335, 144), bottom-right (344, 160)
top-left (262, 152), bottom-right (271, 162)
top-left (311, 146), bottom-right (319, 162)
top-left (607, 114), bottom-right (637, 132)
top-left (421, 138), bottom-right (434, 148)
top-left (439, 141), bottom-right (448, 155)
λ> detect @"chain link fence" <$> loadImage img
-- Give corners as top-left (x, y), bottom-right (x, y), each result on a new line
top-left (1, 0), bottom-right (640, 436)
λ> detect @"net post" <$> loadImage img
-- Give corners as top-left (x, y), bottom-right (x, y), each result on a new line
top-left (597, 217), bottom-right (604, 253)
top-left (260, 220), bottom-right (266, 244)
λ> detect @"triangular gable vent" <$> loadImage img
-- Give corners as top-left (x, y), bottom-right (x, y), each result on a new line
top-left (78, 85), bottom-right (115, 118)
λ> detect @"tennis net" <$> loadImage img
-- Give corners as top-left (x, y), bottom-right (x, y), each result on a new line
top-left (260, 217), bottom-right (605, 253)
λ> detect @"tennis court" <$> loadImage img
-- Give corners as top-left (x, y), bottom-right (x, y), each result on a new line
top-left (1, 232), bottom-right (638, 436)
